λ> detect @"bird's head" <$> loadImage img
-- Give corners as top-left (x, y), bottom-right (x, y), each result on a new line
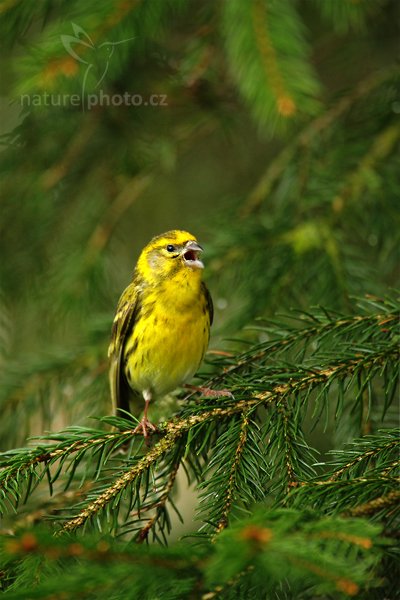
top-left (136, 230), bottom-right (205, 285)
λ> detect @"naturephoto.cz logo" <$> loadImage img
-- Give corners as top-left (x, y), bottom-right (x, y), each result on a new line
top-left (19, 23), bottom-right (168, 110)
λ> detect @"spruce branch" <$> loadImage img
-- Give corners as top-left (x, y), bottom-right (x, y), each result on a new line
top-left (222, 0), bottom-right (320, 129)
top-left (345, 490), bottom-right (400, 518)
top-left (1, 311), bottom-right (397, 534)
top-left (61, 341), bottom-right (398, 533)
top-left (0, 301), bottom-right (397, 547)
top-left (0, 346), bottom-right (109, 446)
top-left (326, 434), bottom-right (400, 482)
top-left (241, 67), bottom-right (395, 215)
top-left (195, 412), bottom-right (263, 539)
top-left (59, 429), bottom-right (180, 534)
top-left (198, 300), bottom-right (399, 398)
top-left (60, 408), bottom-right (257, 535)
top-left (0, 1), bottom-right (398, 595)
top-left (214, 413), bottom-right (250, 534)
top-left (206, 509), bottom-right (383, 598)
top-left (313, 0), bottom-right (379, 33)
top-left (291, 476), bottom-right (400, 527)
top-left (0, 426), bottom-right (135, 516)
top-left (10, 0), bottom-right (178, 96)
top-left (0, 510), bottom-right (385, 599)
top-left (290, 429), bottom-right (400, 523)
top-left (135, 459), bottom-right (181, 543)
top-left (279, 405), bottom-right (300, 489)
top-left (250, 0), bottom-right (296, 117)
top-left (333, 121), bottom-right (400, 210)
top-left (265, 401), bottom-right (317, 498)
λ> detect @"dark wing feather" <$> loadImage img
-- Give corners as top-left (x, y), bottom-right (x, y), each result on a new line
top-left (202, 281), bottom-right (214, 326)
top-left (108, 281), bottom-right (142, 416)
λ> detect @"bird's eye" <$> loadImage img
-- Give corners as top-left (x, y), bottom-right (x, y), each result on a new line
top-left (166, 244), bottom-right (175, 252)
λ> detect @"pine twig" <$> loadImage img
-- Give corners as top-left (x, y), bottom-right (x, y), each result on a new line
top-left (344, 490), bottom-right (400, 518)
top-left (278, 405), bottom-right (298, 491)
top-left (136, 460), bottom-right (181, 543)
top-left (327, 440), bottom-right (399, 482)
top-left (60, 407), bottom-right (255, 534)
top-left (214, 413), bottom-right (250, 535)
top-left (198, 312), bottom-right (398, 392)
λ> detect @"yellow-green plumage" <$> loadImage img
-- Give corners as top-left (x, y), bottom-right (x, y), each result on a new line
top-left (108, 230), bottom-right (213, 435)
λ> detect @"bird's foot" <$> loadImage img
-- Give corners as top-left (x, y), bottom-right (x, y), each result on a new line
top-left (133, 417), bottom-right (159, 438)
top-left (184, 384), bottom-right (234, 399)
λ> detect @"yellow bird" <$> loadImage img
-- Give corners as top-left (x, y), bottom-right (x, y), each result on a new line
top-left (108, 230), bottom-right (213, 436)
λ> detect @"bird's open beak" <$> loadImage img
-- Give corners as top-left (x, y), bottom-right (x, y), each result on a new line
top-left (182, 240), bottom-right (204, 269)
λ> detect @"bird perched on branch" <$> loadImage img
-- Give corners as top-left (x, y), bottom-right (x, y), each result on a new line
top-left (108, 230), bottom-right (213, 437)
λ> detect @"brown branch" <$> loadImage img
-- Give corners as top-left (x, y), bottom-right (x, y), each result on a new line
top-left (344, 490), bottom-right (400, 518)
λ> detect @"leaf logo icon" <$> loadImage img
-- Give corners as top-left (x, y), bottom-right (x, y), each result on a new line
top-left (61, 23), bottom-right (96, 65)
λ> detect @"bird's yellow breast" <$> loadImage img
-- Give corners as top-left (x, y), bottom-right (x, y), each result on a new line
top-left (123, 277), bottom-right (210, 397)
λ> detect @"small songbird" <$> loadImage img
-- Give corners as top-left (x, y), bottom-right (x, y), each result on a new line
top-left (108, 230), bottom-right (213, 436)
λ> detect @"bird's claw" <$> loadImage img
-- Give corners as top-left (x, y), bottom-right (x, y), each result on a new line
top-left (184, 384), bottom-right (234, 399)
top-left (133, 418), bottom-right (159, 438)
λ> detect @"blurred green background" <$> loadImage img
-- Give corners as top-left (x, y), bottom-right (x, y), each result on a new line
top-left (0, 0), bottom-right (399, 446)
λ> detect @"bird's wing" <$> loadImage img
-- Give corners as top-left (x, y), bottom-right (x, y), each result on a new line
top-left (202, 281), bottom-right (214, 326)
top-left (108, 281), bottom-right (142, 416)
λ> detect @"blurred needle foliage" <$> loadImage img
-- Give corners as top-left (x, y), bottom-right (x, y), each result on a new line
top-left (0, 1), bottom-right (399, 598)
